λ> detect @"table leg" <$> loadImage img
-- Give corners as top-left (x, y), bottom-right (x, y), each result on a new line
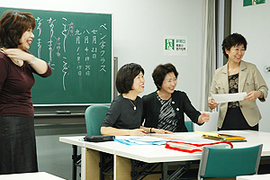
top-left (81, 147), bottom-right (86, 180)
top-left (84, 148), bottom-right (100, 180)
top-left (161, 162), bottom-right (168, 180)
top-left (72, 145), bottom-right (78, 180)
top-left (114, 155), bottom-right (132, 180)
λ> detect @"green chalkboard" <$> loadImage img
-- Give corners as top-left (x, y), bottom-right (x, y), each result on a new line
top-left (0, 7), bottom-right (112, 105)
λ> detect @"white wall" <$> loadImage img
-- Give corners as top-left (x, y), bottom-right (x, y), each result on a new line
top-left (1, 0), bottom-right (204, 109)
top-left (231, 1), bottom-right (270, 132)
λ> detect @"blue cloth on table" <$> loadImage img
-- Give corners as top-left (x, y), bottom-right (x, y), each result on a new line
top-left (113, 137), bottom-right (166, 146)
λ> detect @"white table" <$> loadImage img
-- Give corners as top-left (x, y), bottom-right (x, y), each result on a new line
top-left (0, 172), bottom-right (65, 180)
top-left (60, 130), bottom-right (270, 180)
top-left (237, 174), bottom-right (270, 180)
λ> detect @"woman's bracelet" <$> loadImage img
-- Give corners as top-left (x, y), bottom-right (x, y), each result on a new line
top-left (29, 57), bottom-right (36, 65)
top-left (150, 128), bottom-right (152, 133)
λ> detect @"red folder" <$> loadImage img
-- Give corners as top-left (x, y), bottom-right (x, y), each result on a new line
top-left (165, 140), bottom-right (233, 153)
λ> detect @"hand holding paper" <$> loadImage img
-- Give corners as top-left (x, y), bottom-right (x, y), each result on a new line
top-left (208, 99), bottom-right (219, 109)
top-left (212, 92), bottom-right (247, 103)
top-left (243, 91), bottom-right (262, 101)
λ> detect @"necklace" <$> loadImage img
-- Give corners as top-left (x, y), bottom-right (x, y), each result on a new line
top-left (129, 99), bottom-right (136, 111)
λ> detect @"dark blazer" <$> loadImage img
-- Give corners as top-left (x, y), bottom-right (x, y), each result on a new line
top-left (142, 90), bottom-right (201, 132)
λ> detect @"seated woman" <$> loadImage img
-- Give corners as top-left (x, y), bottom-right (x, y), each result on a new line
top-left (142, 63), bottom-right (209, 133)
top-left (101, 63), bottom-right (152, 136)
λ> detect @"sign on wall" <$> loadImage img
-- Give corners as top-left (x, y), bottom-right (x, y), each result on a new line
top-left (243, 0), bottom-right (265, 7)
top-left (164, 36), bottom-right (187, 56)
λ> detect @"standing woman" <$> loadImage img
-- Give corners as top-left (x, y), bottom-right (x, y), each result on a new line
top-left (208, 33), bottom-right (268, 130)
top-left (101, 63), bottom-right (153, 136)
top-left (0, 11), bottom-right (52, 174)
top-left (142, 63), bottom-right (209, 133)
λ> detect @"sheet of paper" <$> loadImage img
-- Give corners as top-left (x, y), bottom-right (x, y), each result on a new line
top-left (212, 92), bottom-right (247, 103)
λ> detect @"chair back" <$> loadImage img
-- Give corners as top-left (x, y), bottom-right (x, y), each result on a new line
top-left (85, 105), bottom-right (110, 136)
top-left (185, 120), bottom-right (194, 132)
top-left (198, 144), bottom-right (263, 180)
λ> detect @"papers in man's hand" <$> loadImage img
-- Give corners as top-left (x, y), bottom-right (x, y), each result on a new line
top-left (212, 92), bottom-right (247, 103)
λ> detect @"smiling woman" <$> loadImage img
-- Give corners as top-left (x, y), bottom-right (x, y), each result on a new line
top-left (18, 28), bottom-right (34, 50)
top-left (100, 63), bottom-right (149, 136)
top-left (142, 63), bottom-right (209, 133)
top-left (208, 33), bottom-right (269, 131)
top-left (0, 10), bottom-right (52, 174)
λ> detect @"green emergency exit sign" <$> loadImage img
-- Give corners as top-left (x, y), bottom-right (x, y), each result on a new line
top-left (243, 0), bottom-right (265, 7)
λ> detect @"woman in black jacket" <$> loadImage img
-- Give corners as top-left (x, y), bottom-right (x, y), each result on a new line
top-left (142, 63), bottom-right (209, 132)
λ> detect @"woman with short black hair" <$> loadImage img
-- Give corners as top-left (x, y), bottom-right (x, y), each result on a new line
top-left (101, 63), bottom-right (151, 136)
top-left (142, 63), bottom-right (209, 133)
top-left (115, 63), bottom-right (145, 93)
top-left (208, 33), bottom-right (268, 130)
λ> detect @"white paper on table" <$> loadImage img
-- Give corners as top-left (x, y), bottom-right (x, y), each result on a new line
top-left (212, 92), bottom-right (247, 103)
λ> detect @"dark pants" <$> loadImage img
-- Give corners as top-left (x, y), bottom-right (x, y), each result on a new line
top-left (0, 116), bottom-right (38, 174)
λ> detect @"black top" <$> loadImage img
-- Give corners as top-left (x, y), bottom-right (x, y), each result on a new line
top-left (142, 90), bottom-right (201, 132)
top-left (102, 94), bottom-right (143, 129)
top-left (228, 73), bottom-right (240, 108)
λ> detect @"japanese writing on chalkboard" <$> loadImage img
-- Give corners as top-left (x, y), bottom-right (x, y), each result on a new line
top-left (32, 14), bottom-right (110, 91)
